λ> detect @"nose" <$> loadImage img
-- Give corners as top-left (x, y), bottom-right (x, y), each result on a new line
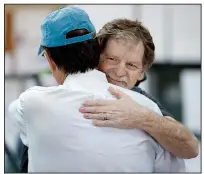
top-left (114, 62), bottom-right (126, 77)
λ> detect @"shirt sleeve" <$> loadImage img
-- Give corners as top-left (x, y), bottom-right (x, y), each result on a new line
top-left (154, 144), bottom-right (186, 172)
top-left (8, 94), bottom-right (28, 146)
top-left (132, 87), bottom-right (173, 117)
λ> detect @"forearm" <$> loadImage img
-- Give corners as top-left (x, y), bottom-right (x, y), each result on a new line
top-left (81, 87), bottom-right (199, 159)
top-left (138, 109), bottom-right (199, 159)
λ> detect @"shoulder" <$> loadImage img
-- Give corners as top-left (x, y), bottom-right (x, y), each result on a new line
top-left (111, 85), bottom-right (162, 115)
top-left (18, 86), bottom-right (60, 109)
top-left (132, 87), bottom-right (172, 116)
top-left (131, 87), bottom-right (158, 105)
top-left (131, 90), bottom-right (161, 113)
top-left (132, 86), bottom-right (151, 97)
top-left (131, 87), bottom-right (163, 115)
top-left (20, 86), bottom-right (58, 99)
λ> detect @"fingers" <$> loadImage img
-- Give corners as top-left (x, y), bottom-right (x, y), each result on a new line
top-left (92, 120), bottom-right (116, 127)
top-left (84, 113), bottom-right (112, 120)
top-left (83, 113), bottom-right (116, 128)
top-left (108, 86), bottom-right (120, 99)
top-left (79, 106), bottom-right (106, 113)
top-left (108, 86), bottom-right (130, 99)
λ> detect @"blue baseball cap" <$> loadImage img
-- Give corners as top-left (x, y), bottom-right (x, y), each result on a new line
top-left (38, 7), bottom-right (96, 55)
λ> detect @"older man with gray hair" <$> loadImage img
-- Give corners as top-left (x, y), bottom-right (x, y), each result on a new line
top-left (81, 18), bottom-right (198, 159)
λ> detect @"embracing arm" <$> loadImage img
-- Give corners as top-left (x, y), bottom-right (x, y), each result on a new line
top-left (138, 109), bottom-right (198, 159)
top-left (80, 87), bottom-right (199, 159)
top-left (133, 87), bottom-right (199, 158)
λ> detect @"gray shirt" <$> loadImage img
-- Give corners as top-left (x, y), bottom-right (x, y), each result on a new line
top-left (132, 86), bottom-right (172, 117)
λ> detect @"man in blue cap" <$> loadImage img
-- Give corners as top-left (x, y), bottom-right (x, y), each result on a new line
top-left (9, 7), bottom-right (187, 172)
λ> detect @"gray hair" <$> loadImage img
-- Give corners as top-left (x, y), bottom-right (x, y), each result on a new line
top-left (97, 19), bottom-right (155, 69)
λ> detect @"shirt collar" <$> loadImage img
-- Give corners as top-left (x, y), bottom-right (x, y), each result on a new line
top-left (63, 69), bottom-right (108, 86)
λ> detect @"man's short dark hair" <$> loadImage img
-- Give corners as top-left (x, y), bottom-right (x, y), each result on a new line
top-left (43, 29), bottom-right (100, 74)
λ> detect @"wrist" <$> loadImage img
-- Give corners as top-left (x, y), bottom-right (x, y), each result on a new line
top-left (138, 107), bottom-right (161, 131)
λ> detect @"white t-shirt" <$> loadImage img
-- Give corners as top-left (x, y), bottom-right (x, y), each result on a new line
top-left (9, 69), bottom-right (186, 172)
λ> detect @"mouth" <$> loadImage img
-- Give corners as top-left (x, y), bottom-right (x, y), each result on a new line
top-left (107, 75), bottom-right (126, 86)
top-left (107, 75), bottom-right (120, 83)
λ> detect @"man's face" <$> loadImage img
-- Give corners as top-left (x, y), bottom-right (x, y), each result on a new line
top-left (98, 38), bottom-right (145, 89)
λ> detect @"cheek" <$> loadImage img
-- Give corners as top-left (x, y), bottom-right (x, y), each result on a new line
top-left (127, 72), bottom-right (141, 86)
top-left (98, 61), bottom-right (111, 73)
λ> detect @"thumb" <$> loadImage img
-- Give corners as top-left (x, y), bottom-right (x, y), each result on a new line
top-left (108, 86), bottom-right (130, 99)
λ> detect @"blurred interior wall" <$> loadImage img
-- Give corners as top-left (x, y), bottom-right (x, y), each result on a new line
top-left (5, 5), bottom-right (64, 74)
top-left (75, 5), bottom-right (200, 63)
top-left (5, 5), bottom-right (201, 72)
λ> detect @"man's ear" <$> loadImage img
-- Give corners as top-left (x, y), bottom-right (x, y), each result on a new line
top-left (44, 50), bottom-right (57, 73)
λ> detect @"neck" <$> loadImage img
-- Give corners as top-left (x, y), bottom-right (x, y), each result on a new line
top-left (56, 72), bottom-right (68, 85)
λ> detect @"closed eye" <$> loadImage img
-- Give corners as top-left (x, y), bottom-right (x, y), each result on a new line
top-left (127, 63), bottom-right (138, 68)
top-left (108, 57), bottom-right (117, 61)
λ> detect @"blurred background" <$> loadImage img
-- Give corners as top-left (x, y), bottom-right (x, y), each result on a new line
top-left (5, 4), bottom-right (201, 172)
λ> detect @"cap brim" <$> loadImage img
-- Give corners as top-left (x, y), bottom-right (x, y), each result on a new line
top-left (38, 46), bottom-right (43, 56)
